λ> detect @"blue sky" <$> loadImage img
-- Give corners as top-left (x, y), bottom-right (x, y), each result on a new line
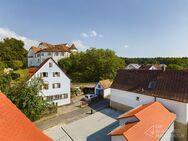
top-left (0, 0), bottom-right (188, 57)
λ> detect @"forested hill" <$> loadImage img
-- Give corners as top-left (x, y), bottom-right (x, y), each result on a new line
top-left (124, 57), bottom-right (188, 70)
top-left (0, 38), bottom-right (27, 70)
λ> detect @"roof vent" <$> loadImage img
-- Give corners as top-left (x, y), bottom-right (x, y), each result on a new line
top-left (148, 81), bottom-right (156, 90)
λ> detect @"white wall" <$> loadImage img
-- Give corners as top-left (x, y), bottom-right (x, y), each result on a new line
top-left (104, 88), bottom-right (111, 97)
top-left (111, 88), bottom-right (188, 124)
top-left (111, 89), bottom-right (155, 108)
top-left (111, 135), bottom-right (127, 141)
top-left (157, 98), bottom-right (188, 124)
top-left (160, 123), bottom-right (174, 141)
top-left (30, 58), bottom-right (70, 106)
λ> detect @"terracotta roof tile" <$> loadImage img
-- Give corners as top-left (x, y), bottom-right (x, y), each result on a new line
top-left (109, 102), bottom-right (176, 141)
top-left (31, 46), bottom-right (41, 53)
top-left (0, 92), bottom-right (52, 141)
top-left (111, 70), bottom-right (188, 102)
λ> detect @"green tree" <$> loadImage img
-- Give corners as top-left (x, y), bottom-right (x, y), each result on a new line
top-left (58, 48), bottom-right (124, 82)
top-left (8, 77), bottom-right (48, 121)
top-left (11, 60), bottom-right (23, 70)
top-left (0, 73), bottom-right (12, 94)
top-left (0, 38), bottom-right (27, 69)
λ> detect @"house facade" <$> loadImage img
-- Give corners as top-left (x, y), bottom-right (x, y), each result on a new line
top-left (109, 102), bottom-right (176, 141)
top-left (29, 58), bottom-right (70, 106)
top-left (28, 42), bottom-right (78, 67)
top-left (110, 70), bottom-right (188, 141)
top-left (95, 79), bottom-right (112, 97)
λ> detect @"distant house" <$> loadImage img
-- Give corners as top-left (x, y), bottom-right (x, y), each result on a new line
top-left (109, 102), bottom-right (176, 141)
top-left (110, 70), bottom-right (188, 140)
top-left (139, 64), bottom-right (167, 71)
top-left (29, 57), bottom-right (70, 106)
top-left (95, 79), bottom-right (112, 97)
top-left (0, 92), bottom-right (52, 141)
top-left (125, 64), bottom-right (140, 70)
top-left (28, 42), bottom-right (78, 67)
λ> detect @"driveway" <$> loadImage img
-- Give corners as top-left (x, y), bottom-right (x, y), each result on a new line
top-left (35, 97), bottom-right (110, 130)
top-left (44, 108), bottom-right (122, 141)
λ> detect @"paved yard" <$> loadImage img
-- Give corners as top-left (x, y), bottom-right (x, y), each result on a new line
top-left (44, 108), bottom-right (122, 141)
top-left (35, 97), bottom-right (109, 130)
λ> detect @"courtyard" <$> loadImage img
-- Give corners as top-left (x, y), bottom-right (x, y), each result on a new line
top-left (44, 108), bottom-right (122, 141)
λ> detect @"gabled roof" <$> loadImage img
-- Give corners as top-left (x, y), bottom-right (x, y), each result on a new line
top-left (29, 42), bottom-right (76, 54)
top-left (31, 46), bottom-right (41, 53)
top-left (69, 44), bottom-right (77, 50)
top-left (111, 70), bottom-right (188, 103)
top-left (109, 102), bottom-right (176, 141)
top-left (0, 92), bottom-right (52, 141)
top-left (126, 64), bottom-right (141, 69)
top-left (98, 79), bottom-right (112, 89)
top-left (29, 57), bottom-right (70, 79)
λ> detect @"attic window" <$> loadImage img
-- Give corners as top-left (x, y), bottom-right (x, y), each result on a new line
top-left (148, 81), bottom-right (157, 90)
top-left (136, 97), bottom-right (139, 101)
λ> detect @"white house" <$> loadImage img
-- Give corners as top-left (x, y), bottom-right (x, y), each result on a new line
top-left (110, 70), bottom-right (188, 141)
top-left (28, 42), bottom-right (78, 67)
top-left (125, 64), bottom-right (140, 70)
top-left (109, 101), bottom-right (176, 141)
top-left (95, 79), bottom-right (112, 97)
top-left (139, 64), bottom-right (167, 70)
top-left (29, 57), bottom-right (70, 106)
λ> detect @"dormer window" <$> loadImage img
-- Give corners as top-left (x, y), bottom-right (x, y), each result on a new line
top-left (148, 81), bottom-right (157, 90)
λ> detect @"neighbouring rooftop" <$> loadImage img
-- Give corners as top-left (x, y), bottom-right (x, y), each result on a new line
top-left (109, 102), bottom-right (176, 141)
top-left (111, 69), bottom-right (188, 102)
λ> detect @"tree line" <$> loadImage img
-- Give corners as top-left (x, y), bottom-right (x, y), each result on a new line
top-left (124, 57), bottom-right (188, 70)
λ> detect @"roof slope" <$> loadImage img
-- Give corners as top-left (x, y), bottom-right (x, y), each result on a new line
top-left (30, 42), bottom-right (77, 54)
top-left (111, 70), bottom-right (188, 102)
top-left (0, 92), bottom-right (52, 141)
top-left (109, 102), bottom-right (176, 141)
top-left (99, 79), bottom-right (112, 89)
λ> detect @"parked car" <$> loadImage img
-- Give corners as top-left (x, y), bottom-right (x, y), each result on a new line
top-left (84, 94), bottom-right (98, 101)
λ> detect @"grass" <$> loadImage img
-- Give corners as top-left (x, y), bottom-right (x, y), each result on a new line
top-left (12, 69), bottom-right (29, 84)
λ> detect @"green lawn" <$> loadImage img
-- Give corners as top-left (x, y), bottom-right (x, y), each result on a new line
top-left (12, 69), bottom-right (29, 83)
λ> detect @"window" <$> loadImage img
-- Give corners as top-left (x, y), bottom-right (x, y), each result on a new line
top-left (41, 53), bottom-right (44, 56)
top-left (52, 83), bottom-right (61, 88)
top-left (62, 93), bottom-right (68, 99)
top-left (48, 52), bottom-right (52, 56)
top-left (38, 59), bottom-right (40, 63)
top-left (40, 72), bottom-right (48, 77)
top-left (61, 52), bottom-right (64, 56)
top-left (49, 62), bottom-right (53, 68)
top-left (98, 85), bottom-right (101, 88)
top-left (37, 54), bottom-right (40, 57)
top-left (136, 97), bottom-right (139, 101)
top-left (148, 81), bottom-right (157, 90)
top-left (43, 83), bottom-right (49, 89)
top-left (55, 52), bottom-right (59, 56)
top-left (53, 72), bottom-right (60, 77)
top-left (46, 96), bottom-right (53, 101)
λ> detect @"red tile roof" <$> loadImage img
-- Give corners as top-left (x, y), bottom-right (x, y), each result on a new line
top-left (31, 42), bottom-right (77, 54)
top-left (109, 102), bottom-right (176, 141)
top-left (111, 70), bottom-right (188, 102)
top-left (0, 92), bottom-right (52, 141)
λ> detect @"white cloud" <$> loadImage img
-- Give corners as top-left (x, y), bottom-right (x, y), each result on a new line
top-left (81, 33), bottom-right (88, 38)
top-left (124, 44), bottom-right (129, 49)
top-left (0, 27), bottom-right (39, 50)
top-left (81, 30), bottom-right (103, 38)
top-left (72, 40), bottom-right (88, 51)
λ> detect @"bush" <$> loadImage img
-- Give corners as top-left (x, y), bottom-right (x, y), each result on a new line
top-left (11, 72), bottom-right (20, 80)
top-left (11, 60), bottom-right (23, 70)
